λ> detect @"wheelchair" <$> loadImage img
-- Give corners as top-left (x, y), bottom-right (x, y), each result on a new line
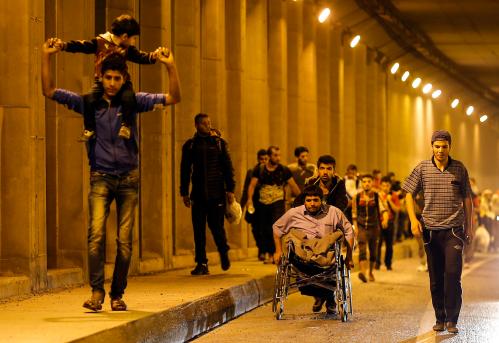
top-left (272, 235), bottom-right (353, 321)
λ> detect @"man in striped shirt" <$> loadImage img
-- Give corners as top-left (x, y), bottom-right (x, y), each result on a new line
top-left (403, 130), bottom-right (473, 334)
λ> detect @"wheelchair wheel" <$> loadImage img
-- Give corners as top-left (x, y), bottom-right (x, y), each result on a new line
top-left (272, 259), bottom-right (289, 320)
top-left (337, 256), bottom-right (349, 322)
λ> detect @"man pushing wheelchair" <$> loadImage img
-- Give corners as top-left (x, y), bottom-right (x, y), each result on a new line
top-left (273, 185), bottom-right (354, 316)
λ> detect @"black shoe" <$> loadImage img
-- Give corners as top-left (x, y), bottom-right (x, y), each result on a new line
top-left (325, 297), bottom-right (336, 315)
top-left (446, 322), bottom-right (458, 334)
top-left (220, 252), bottom-right (231, 271)
top-left (258, 253), bottom-right (265, 261)
top-left (110, 296), bottom-right (127, 311)
top-left (82, 289), bottom-right (105, 312)
top-left (312, 297), bottom-right (325, 312)
top-left (191, 263), bottom-right (209, 275)
top-left (358, 272), bottom-right (368, 283)
top-left (374, 263), bottom-right (381, 270)
top-left (387, 266), bottom-right (393, 271)
top-left (432, 321), bottom-right (445, 332)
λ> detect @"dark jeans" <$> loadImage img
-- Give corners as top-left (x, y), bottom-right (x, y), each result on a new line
top-left (376, 221), bottom-right (394, 268)
top-left (357, 224), bottom-right (379, 262)
top-left (88, 169), bottom-right (139, 298)
top-left (83, 79), bottom-right (136, 131)
top-left (191, 197), bottom-right (230, 264)
top-left (257, 200), bottom-right (285, 255)
top-left (423, 227), bottom-right (465, 323)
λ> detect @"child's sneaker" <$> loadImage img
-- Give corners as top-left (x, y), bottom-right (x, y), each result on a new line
top-left (118, 125), bottom-right (131, 139)
top-left (78, 130), bottom-right (95, 142)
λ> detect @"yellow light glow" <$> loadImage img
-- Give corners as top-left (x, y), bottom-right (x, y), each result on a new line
top-left (401, 71), bottom-right (410, 82)
top-left (318, 8), bottom-right (331, 23)
top-left (466, 106), bottom-right (474, 116)
top-left (422, 83), bottom-right (432, 94)
top-left (412, 77), bottom-right (422, 88)
top-left (451, 98), bottom-right (459, 108)
top-left (350, 35), bottom-right (361, 48)
top-left (480, 114), bottom-right (488, 122)
top-left (390, 63), bottom-right (400, 74)
top-left (432, 90), bottom-right (441, 99)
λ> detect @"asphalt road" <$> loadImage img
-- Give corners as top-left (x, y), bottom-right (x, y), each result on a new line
top-left (194, 253), bottom-right (499, 343)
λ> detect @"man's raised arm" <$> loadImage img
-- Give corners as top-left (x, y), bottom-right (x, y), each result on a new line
top-left (155, 47), bottom-right (181, 105)
top-left (41, 39), bottom-right (61, 98)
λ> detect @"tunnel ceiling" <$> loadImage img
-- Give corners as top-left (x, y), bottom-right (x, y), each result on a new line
top-left (393, 0), bottom-right (499, 96)
top-left (349, 0), bottom-right (499, 119)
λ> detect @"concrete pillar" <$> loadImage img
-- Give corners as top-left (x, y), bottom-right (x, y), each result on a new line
top-left (365, 51), bottom-right (378, 170)
top-left (173, 0), bottom-right (201, 259)
top-left (268, 0), bottom-right (287, 153)
top-left (286, 1), bottom-right (302, 160)
top-left (354, 45), bottom-right (367, 171)
top-left (225, 0), bottom-right (247, 251)
top-left (200, 0), bottom-right (226, 253)
top-left (329, 27), bottom-right (344, 171)
top-left (315, 16), bottom-right (331, 158)
top-left (246, 0), bottom-right (269, 154)
top-left (342, 38), bottom-right (357, 168)
top-left (0, 0), bottom-right (47, 292)
top-left (138, 0), bottom-right (172, 271)
top-left (300, 3), bottom-right (318, 158)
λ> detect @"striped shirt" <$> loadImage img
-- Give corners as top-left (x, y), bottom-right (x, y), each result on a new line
top-left (402, 156), bottom-right (472, 229)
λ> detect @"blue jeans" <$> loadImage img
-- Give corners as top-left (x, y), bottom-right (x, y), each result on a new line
top-left (88, 169), bottom-right (139, 298)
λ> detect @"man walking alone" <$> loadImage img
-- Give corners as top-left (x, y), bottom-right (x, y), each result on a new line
top-left (403, 130), bottom-right (473, 334)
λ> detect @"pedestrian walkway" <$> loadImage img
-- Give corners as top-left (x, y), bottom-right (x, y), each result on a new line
top-left (0, 240), bottom-right (418, 343)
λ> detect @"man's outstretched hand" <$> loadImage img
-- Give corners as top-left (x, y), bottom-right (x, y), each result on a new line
top-left (156, 47), bottom-right (174, 66)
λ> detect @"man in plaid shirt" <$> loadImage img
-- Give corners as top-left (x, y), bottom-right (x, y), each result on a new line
top-left (403, 130), bottom-right (473, 334)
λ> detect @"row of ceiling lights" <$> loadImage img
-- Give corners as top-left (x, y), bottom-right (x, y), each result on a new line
top-left (316, 6), bottom-right (489, 124)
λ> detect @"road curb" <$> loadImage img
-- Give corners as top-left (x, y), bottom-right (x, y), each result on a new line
top-left (70, 274), bottom-right (275, 343)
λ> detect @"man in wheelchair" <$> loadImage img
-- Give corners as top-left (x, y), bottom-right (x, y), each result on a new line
top-left (273, 185), bottom-right (354, 314)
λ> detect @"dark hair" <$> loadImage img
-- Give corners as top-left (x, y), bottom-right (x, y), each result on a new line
top-left (257, 149), bottom-right (267, 158)
top-left (386, 172), bottom-right (395, 178)
top-left (317, 155), bottom-right (336, 168)
top-left (302, 185), bottom-right (323, 198)
top-left (267, 145), bottom-right (279, 156)
top-left (194, 113), bottom-right (209, 125)
top-left (381, 176), bottom-right (392, 184)
top-left (101, 52), bottom-right (128, 76)
top-left (346, 164), bottom-right (357, 171)
top-left (111, 14), bottom-right (140, 36)
top-left (294, 146), bottom-right (309, 158)
top-left (372, 169), bottom-right (382, 175)
top-left (361, 174), bottom-right (373, 180)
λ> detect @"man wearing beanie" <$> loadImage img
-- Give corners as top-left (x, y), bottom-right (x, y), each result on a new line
top-left (402, 130), bottom-right (473, 334)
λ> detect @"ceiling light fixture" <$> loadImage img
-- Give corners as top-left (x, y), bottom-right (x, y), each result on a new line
top-left (480, 114), bottom-right (488, 122)
top-left (451, 99), bottom-right (459, 108)
top-left (412, 77), bottom-right (422, 88)
top-left (431, 90), bottom-right (441, 99)
top-left (422, 83), bottom-right (432, 94)
top-left (318, 8), bottom-right (331, 23)
top-left (390, 63), bottom-right (400, 74)
top-left (401, 71), bottom-right (410, 82)
top-left (350, 35), bottom-right (361, 48)
top-left (466, 106), bottom-right (474, 116)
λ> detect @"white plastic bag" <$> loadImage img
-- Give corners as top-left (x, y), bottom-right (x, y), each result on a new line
top-left (225, 200), bottom-right (242, 225)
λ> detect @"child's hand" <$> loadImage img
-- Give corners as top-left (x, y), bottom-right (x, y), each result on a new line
top-left (51, 38), bottom-right (65, 50)
top-left (157, 47), bottom-right (174, 65)
top-left (42, 38), bottom-right (61, 54)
